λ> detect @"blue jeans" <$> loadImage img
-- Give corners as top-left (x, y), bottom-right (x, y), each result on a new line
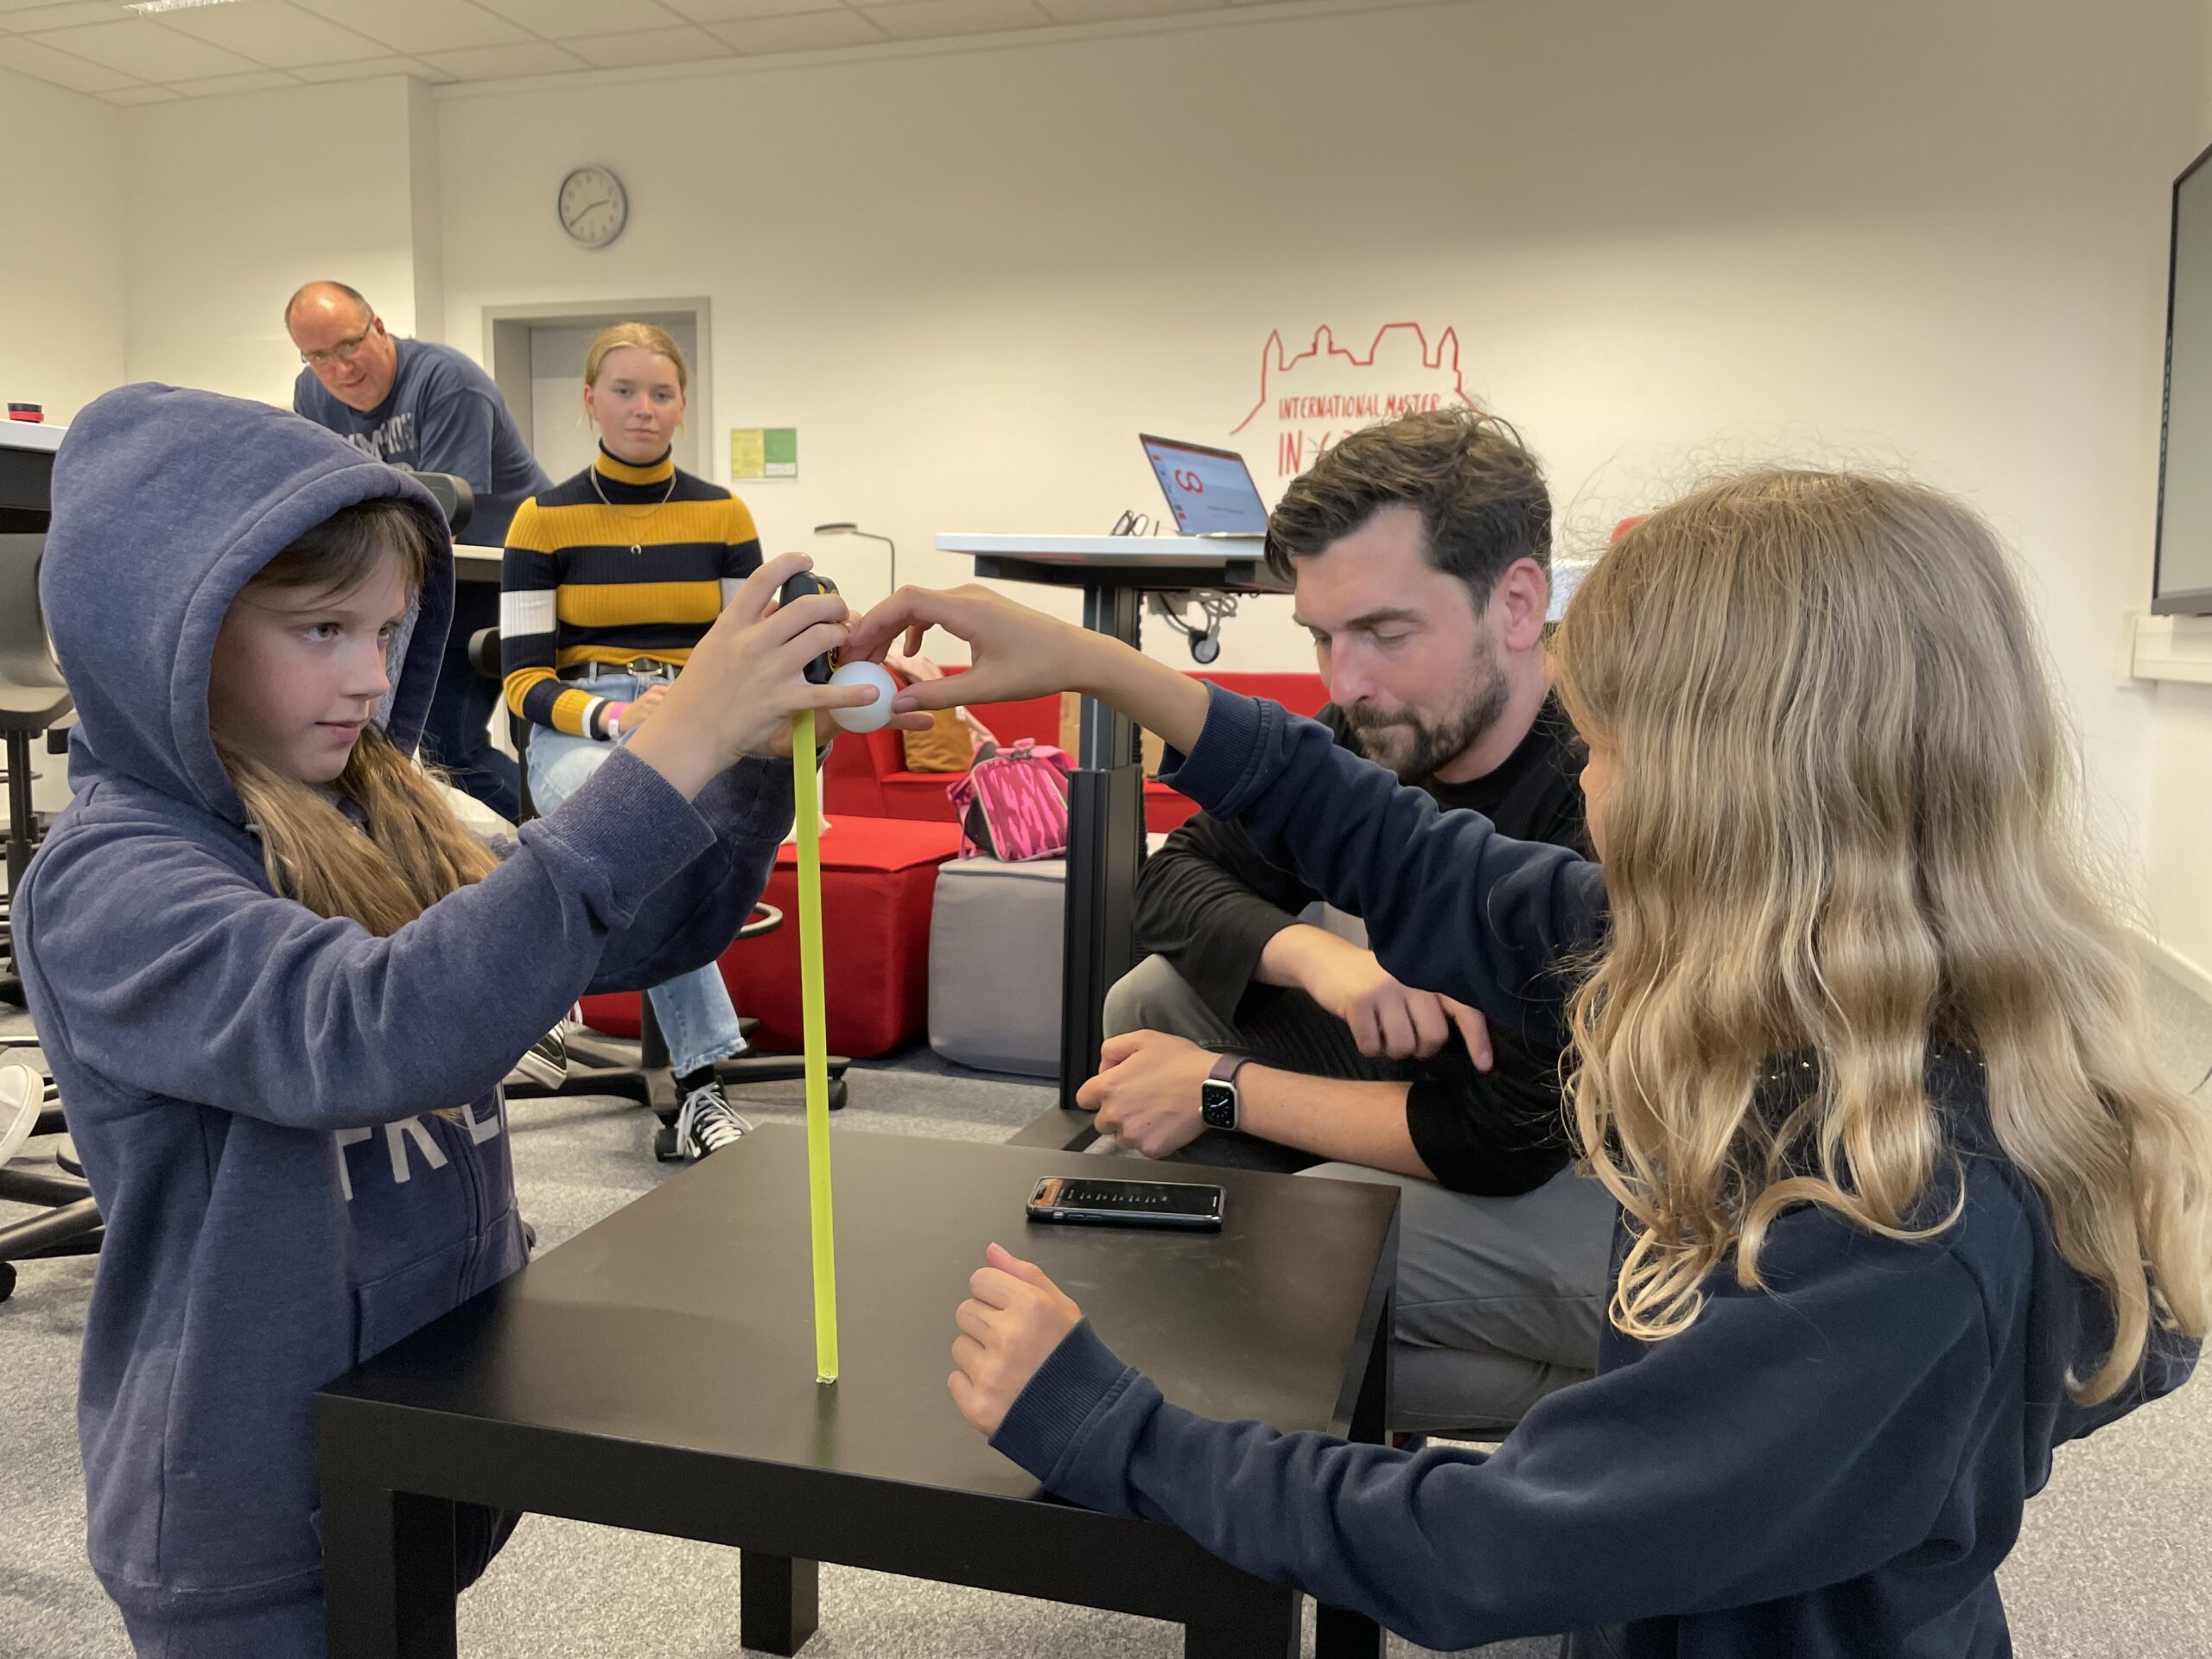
top-left (526, 673), bottom-right (747, 1078)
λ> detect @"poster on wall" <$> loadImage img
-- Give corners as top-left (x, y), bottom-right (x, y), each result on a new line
top-left (1232, 323), bottom-right (1470, 479)
top-left (731, 427), bottom-right (798, 481)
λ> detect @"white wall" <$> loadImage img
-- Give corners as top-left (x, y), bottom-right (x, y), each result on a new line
top-left (435, 0), bottom-right (2203, 852)
top-left (123, 76), bottom-right (437, 404)
top-left (0, 67), bottom-right (124, 426)
top-left (12, 0), bottom-right (2208, 966)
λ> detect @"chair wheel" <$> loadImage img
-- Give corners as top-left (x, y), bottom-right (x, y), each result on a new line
top-left (0, 1261), bottom-right (15, 1304)
top-left (828, 1077), bottom-right (849, 1112)
top-left (652, 1122), bottom-right (683, 1162)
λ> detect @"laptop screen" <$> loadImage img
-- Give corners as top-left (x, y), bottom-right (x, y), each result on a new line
top-left (1140, 435), bottom-right (1269, 536)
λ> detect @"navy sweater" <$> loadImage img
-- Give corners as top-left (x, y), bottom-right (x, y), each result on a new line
top-left (22, 385), bottom-right (794, 1649)
top-left (990, 685), bottom-right (2197, 1657)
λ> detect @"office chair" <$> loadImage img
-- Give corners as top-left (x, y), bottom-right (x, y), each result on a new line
top-left (0, 533), bottom-right (73, 1005)
top-left (467, 626), bottom-right (849, 1158)
top-left (0, 1049), bottom-right (99, 1306)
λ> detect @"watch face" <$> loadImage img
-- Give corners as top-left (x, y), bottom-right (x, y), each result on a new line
top-left (1200, 1079), bottom-right (1237, 1130)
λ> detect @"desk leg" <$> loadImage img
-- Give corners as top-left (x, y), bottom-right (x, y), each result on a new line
top-left (1185, 1586), bottom-right (1300, 1659)
top-left (320, 1480), bottom-right (457, 1659)
top-left (1315, 1285), bottom-right (1391, 1659)
top-left (1057, 583), bottom-right (1147, 1113)
top-left (740, 1549), bottom-right (819, 1655)
top-left (4, 730), bottom-right (34, 899)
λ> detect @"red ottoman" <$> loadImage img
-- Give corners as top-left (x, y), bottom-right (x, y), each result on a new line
top-left (581, 817), bottom-right (962, 1059)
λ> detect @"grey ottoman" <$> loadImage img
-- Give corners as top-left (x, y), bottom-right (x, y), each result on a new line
top-left (929, 834), bottom-right (1169, 1077)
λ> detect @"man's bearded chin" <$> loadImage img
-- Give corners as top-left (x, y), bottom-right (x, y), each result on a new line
top-left (1348, 664), bottom-right (1509, 782)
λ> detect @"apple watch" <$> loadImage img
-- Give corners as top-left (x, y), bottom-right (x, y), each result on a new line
top-left (1200, 1052), bottom-right (1253, 1132)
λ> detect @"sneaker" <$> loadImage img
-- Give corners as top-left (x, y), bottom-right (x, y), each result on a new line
top-left (673, 1080), bottom-right (751, 1160)
top-left (0, 1060), bottom-right (41, 1172)
top-left (508, 1026), bottom-right (569, 1091)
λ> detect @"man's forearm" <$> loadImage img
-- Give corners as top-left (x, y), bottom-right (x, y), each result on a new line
top-left (1252, 922), bottom-right (1345, 993)
top-left (1238, 1067), bottom-right (1433, 1179)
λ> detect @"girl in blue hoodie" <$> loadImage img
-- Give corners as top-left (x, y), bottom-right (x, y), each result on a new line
top-left (849, 470), bottom-right (2212, 1657)
top-left (15, 385), bottom-right (902, 1657)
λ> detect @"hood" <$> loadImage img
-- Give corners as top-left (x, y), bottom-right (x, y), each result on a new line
top-left (41, 384), bottom-right (454, 823)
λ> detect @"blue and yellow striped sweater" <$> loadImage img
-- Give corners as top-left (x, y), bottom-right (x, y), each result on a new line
top-left (500, 447), bottom-right (762, 737)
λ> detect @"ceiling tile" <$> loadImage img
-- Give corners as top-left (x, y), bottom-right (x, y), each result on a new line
top-left (1037, 0), bottom-right (1219, 19)
top-left (29, 19), bottom-right (262, 79)
top-left (0, 32), bottom-right (137, 88)
top-left (416, 39), bottom-right (588, 79)
top-left (472, 0), bottom-right (686, 39)
top-left (0, 3), bottom-right (130, 33)
top-left (99, 82), bottom-right (182, 102)
top-left (289, 50), bottom-right (449, 80)
top-left (563, 22), bottom-right (734, 67)
top-left (863, 0), bottom-right (1049, 40)
top-left (168, 67), bottom-right (302, 94)
top-left (709, 9), bottom-right (884, 52)
top-left (288, 0), bottom-right (530, 55)
top-left (664, 0), bottom-right (843, 22)
top-left (158, 1), bottom-right (388, 67)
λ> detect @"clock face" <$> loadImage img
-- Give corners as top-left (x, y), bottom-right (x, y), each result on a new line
top-left (558, 165), bottom-right (627, 249)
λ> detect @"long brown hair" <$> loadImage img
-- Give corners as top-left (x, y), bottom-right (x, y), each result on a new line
top-left (219, 499), bottom-right (499, 936)
top-left (1550, 469), bottom-right (2212, 1404)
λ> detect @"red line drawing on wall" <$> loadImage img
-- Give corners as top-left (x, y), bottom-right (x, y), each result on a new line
top-left (1231, 322), bottom-right (1470, 435)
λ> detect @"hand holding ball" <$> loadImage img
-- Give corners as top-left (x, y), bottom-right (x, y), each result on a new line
top-left (828, 660), bottom-right (899, 734)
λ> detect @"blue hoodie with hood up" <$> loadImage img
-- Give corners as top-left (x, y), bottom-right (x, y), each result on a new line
top-left (16, 385), bottom-right (798, 1651)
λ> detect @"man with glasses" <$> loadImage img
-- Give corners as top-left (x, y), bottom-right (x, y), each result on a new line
top-left (287, 280), bottom-right (549, 823)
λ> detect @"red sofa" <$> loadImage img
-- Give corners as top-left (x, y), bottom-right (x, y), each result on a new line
top-left (823, 668), bottom-right (1329, 834)
top-left (581, 816), bottom-right (963, 1058)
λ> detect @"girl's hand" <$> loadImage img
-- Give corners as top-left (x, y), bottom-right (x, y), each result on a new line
top-left (620, 552), bottom-right (882, 798)
top-left (846, 585), bottom-right (1211, 755)
top-left (948, 1243), bottom-right (1085, 1437)
top-left (613, 683), bottom-right (671, 737)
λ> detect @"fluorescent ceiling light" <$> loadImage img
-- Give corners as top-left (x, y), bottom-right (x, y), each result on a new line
top-left (124, 0), bottom-right (243, 13)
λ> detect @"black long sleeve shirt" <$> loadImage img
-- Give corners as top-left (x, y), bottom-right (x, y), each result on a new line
top-left (1132, 696), bottom-right (1590, 1194)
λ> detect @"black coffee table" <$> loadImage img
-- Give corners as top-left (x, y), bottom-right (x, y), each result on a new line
top-left (315, 1125), bottom-right (1399, 1658)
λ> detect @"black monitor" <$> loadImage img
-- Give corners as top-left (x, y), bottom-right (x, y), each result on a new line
top-left (0, 435), bottom-right (53, 536)
top-left (2153, 139), bottom-right (2212, 614)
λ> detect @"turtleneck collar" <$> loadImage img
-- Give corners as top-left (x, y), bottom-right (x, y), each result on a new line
top-left (594, 442), bottom-right (675, 486)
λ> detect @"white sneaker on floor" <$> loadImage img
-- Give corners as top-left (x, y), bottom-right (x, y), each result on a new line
top-left (673, 1080), bottom-right (751, 1160)
top-left (0, 1060), bottom-right (41, 1172)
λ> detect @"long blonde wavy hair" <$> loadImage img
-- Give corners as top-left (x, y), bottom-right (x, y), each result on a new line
top-left (219, 499), bottom-right (499, 936)
top-left (1550, 469), bottom-right (2212, 1403)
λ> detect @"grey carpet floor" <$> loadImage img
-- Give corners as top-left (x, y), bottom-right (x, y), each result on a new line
top-left (5, 982), bottom-right (2211, 1657)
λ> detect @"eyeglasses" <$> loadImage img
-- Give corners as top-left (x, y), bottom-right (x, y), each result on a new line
top-left (300, 325), bottom-right (377, 371)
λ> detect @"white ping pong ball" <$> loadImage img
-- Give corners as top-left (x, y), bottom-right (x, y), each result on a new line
top-left (827, 660), bottom-right (899, 734)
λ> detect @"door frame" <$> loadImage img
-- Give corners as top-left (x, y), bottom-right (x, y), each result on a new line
top-left (482, 297), bottom-right (714, 477)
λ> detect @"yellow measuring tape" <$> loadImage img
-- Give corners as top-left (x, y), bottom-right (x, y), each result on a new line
top-left (791, 709), bottom-right (840, 1384)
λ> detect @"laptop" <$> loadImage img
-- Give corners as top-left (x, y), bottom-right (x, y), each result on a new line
top-left (1139, 434), bottom-right (1269, 537)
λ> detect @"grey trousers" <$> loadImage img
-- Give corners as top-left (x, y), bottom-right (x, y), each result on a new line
top-left (1101, 952), bottom-right (1617, 1434)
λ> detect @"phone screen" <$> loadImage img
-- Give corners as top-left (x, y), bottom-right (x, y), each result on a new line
top-left (1044, 1179), bottom-right (1224, 1218)
top-left (1027, 1176), bottom-right (1226, 1231)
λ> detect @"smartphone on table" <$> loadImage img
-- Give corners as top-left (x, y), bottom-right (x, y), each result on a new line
top-left (1026, 1175), bottom-right (1225, 1231)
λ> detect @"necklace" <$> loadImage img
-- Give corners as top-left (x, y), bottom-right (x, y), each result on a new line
top-left (591, 462), bottom-right (678, 556)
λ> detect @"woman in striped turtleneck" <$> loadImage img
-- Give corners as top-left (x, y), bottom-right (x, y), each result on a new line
top-left (501, 322), bottom-right (760, 1161)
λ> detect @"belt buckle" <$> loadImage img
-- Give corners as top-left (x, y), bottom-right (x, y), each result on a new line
top-left (626, 657), bottom-right (670, 683)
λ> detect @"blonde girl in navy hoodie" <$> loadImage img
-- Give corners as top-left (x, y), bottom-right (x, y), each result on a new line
top-left (16, 385), bottom-right (902, 1656)
top-left (849, 470), bottom-right (2212, 1657)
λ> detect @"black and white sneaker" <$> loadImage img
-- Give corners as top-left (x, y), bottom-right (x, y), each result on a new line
top-left (0, 1060), bottom-right (41, 1172)
top-left (674, 1080), bottom-right (751, 1160)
